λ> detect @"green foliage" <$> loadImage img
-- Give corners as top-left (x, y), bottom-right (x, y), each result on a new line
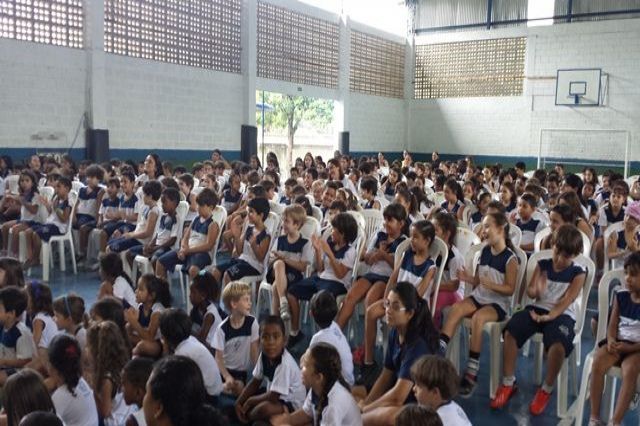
top-left (256, 92), bottom-right (333, 134)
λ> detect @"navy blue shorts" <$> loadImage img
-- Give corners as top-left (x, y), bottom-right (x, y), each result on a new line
top-left (359, 273), bottom-right (390, 285)
top-left (128, 246), bottom-right (171, 263)
top-left (216, 258), bottom-right (260, 280)
top-left (468, 296), bottom-right (507, 322)
top-left (101, 220), bottom-right (121, 237)
top-left (158, 250), bottom-right (212, 272)
top-left (74, 213), bottom-right (97, 230)
top-left (31, 224), bottom-right (63, 242)
top-left (16, 220), bottom-right (39, 227)
top-left (266, 264), bottom-right (304, 285)
top-left (504, 306), bottom-right (575, 357)
top-left (288, 276), bottom-right (347, 301)
top-left (107, 236), bottom-right (143, 253)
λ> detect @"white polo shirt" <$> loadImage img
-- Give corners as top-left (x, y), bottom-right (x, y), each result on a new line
top-left (309, 321), bottom-right (354, 386)
top-left (302, 381), bottom-right (361, 426)
top-left (52, 377), bottom-right (99, 426)
top-left (175, 336), bottom-right (223, 396)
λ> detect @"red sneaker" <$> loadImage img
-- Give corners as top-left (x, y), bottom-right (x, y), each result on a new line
top-left (490, 384), bottom-right (517, 409)
top-left (529, 388), bottom-right (552, 415)
top-left (352, 346), bottom-right (364, 365)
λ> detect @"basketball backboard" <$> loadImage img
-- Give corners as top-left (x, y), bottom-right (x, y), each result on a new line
top-left (555, 68), bottom-right (601, 106)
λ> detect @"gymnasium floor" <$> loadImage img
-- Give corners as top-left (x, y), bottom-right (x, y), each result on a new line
top-left (39, 262), bottom-right (640, 426)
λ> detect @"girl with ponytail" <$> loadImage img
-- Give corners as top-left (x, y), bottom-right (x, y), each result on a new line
top-left (360, 282), bottom-right (439, 426)
top-left (272, 343), bottom-right (361, 426)
top-left (439, 212), bottom-right (518, 398)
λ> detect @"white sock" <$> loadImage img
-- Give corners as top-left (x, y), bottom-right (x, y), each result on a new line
top-left (290, 330), bottom-right (298, 337)
top-left (280, 296), bottom-right (288, 305)
top-left (541, 382), bottom-right (554, 393)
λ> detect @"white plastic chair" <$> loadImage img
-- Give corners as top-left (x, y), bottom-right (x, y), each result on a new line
top-left (256, 216), bottom-right (321, 316)
top-left (508, 223), bottom-right (522, 247)
top-left (603, 221), bottom-right (625, 275)
top-left (454, 227), bottom-right (481, 259)
top-left (446, 243), bottom-right (527, 398)
top-left (521, 250), bottom-right (595, 419)
top-left (311, 206), bottom-right (323, 223)
top-left (573, 269), bottom-right (637, 426)
top-left (40, 190), bottom-right (79, 282)
top-left (71, 181), bottom-right (84, 193)
top-left (268, 200), bottom-right (285, 216)
top-left (360, 209), bottom-right (384, 247)
top-left (133, 201), bottom-right (189, 280)
top-left (534, 226), bottom-right (591, 258)
top-left (4, 174), bottom-right (19, 194)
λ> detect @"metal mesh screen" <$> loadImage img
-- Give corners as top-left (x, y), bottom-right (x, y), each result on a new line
top-left (257, 1), bottom-right (339, 88)
top-left (414, 37), bottom-right (526, 99)
top-left (0, 0), bottom-right (83, 48)
top-left (350, 30), bottom-right (405, 98)
top-left (104, 0), bottom-right (241, 73)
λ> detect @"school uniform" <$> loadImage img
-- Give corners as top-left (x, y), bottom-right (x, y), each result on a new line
top-left (288, 238), bottom-right (356, 300)
top-left (615, 288), bottom-right (640, 343)
top-left (175, 336), bottom-right (223, 396)
top-left (99, 196), bottom-right (120, 235)
top-left (107, 204), bottom-right (160, 252)
top-left (222, 188), bottom-right (242, 212)
top-left (0, 321), bottom-right (35, 375)
top-left (137, 302), bottom-right (165, 340)
top-left (31, 197), bottom-right (70, 241)
top-left (434, 245), bottom-right (465, 327)
top-left (108, 192), bottom-right (139, 235)
top-left (191, 300), bottom-right (226, 344)
top-left (437, 400), bottom-right (472, 426)
top-left (279, 195), bottom-right (291, 205)
top-left (516, 216), bottom-right (545, 252)
top-left (252, 349), bottom-right (306, 410)
top-left (310, 321), bottom-right (355, 386)
top-left (266, 234), bottom-right (314, 285)
top-left (469, 210), bottom-right (483, 230)
top-left (440, 199), bottom-right (465, 215)
top-left (504, 258), bottom-right (585, 355)
top-left (504, 200), bottom-right (517, 214)
top-left (384, 328), bottom-right (433, 403)
top-left (211, 315), bottom-right (259, 381)
top-left (112, 276), bottom-right (137, 308)
top-left (383, 183), bottom-right (396, 201)
top-left (129, 212), bottom-right (178, 262)
top-left (52, 377), bottom-right (99, 426)
top-left (157, 214), bottom-right (213, 272)
top-left (301, 381), bottom-right (362, 426)
top-left (33, 312), bottom-right (58, 349)
top-left (469, 246), bottom-right (517, 321)
top-left (360, 232), bottom-right (407, 284)
top-left (597, 204), bottom-right (625, 240)
top-left (74, 186), bottom-right (101, 229)
top-left (397, 248), bottom-right (436, 299)
top-left (103, 391), bottom-right (136, 426)
top-left (16, 191), bottom-right (42, 226)
top-left (184, 192), bottom-right (198, 223)
top-left (217, 225), bottom-right (271, 280)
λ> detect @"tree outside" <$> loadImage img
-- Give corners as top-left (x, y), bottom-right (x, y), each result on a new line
top-left (256, 91), bottom-right (334, 169)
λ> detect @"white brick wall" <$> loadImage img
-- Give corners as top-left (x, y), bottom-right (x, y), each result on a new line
top-left (410, 18), bottom-right (640, 164)
top-left (0, 39), bottom-right (86, 149)
top-left (350, 93), bottom-right (407, 152)
top-left (105, 55), bottom-right (244, 151)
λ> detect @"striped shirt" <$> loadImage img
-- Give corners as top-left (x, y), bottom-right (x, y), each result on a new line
top-left (533, 259), bottom-right (586, 320)
top-left (617, 289), bottom-right (640, 342)
top-left (471, 246), bottom-right (517, 313)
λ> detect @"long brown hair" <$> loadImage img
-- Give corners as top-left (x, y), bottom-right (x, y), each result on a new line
top-left (87, 321), bottom-right (129, 397)
top-left (308, 343), bottom-right (350, 424)
top-left (2, 369), bottom-right (55, 426)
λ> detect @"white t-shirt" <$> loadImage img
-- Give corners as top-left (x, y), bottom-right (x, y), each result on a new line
top-left (252, 350), bottom-right (306, 409)
top-left (212, 316), bottom-right (259, 372)
top-left (134, 204), bottom-right (160, 245)
top-left (319, 239), bottom-right (357, 289)
top-left (52, 377), bottom-right (99, 426)
top-left (302, 381), bottom-right (362, 426)
top-left (175, 336), bottom-right (223, 396)
top-left (34, 312), bottom-right (58, 349)
top-left (437, 400), bottom-right (472, 426)
top-left (309, 322), bottom-right (354, 386)
top-left (114, 276), bottom-right (137, 308)
top-left (104, 392), bottom-right (136, 426)
top-left (204, 302), bottom-right (224, 346)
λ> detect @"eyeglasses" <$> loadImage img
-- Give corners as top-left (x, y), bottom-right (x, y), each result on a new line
top-left (384, 300), bottom-right (406, 312)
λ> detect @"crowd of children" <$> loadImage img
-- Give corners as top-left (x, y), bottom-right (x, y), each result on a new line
top-left (0, 150), bottom-right (638, 425)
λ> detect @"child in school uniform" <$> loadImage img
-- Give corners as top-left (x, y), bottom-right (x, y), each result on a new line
top-left (336, 203), bottom-right (407, 329)
top-left (47, 334), bottom-right (99, 426)
top-left (98, 253), bottom-right (137, 309)
top-left (156, 188), bottom-right (220, 280)
top-left (121, 357), bottom-right (154, 426)
top-left (109, 171), bottom-right (139, 240)
top-left (411, 355), bottom-right (472, 426)
top-left (189, 271), bottom-right (225, 346)
top-left (607, 201), bottom-right (640, 269)
top-left (272, 343), bottom-right (361, 426)
top-left (159, 308), bottom-right (223, 402)
top-left (90, 177), bottom-right (121, 265)
top-left (23, 176), bottom-right (73, 269)
top-left (513, 193), bottom-right (546, 254)
top-left (177, 173), bottom-right (198, 223)
top-left (439, 212), bottom-right (519, 397)
top-left (589, 252), bottom-right (640, 426)
top-left (213, 197), bottom-right (271, 285)
top-left (268, 205), bottom-right (314, 321)
top-left (26, 281), bottom-right (58, 370)
top-left (440, 178), bottom-right (466, 222)
top-left (74, 165), bottom-right (105, 259)
top-left (52, 294), bottom-right (87, 351)
top-left (0, 287), bottom-right (34, 386)
top-left (1, 170), bottom-right (41, 256)
top-left (595, 180), bottom-right (629, 268)
top-left (491, 224), bottom-right (586, 414)
top-left (129, 187), bottom-right (180, 274)
top-left (287, 212), bottom-right (359, 347)
top-left (212, 281), bottom-right (259, 396)
top-left (235, 316), bottom-right (306, 423)
top-left (360, 176), bottom-right (382, 210)
top-left (222, 173), bottom-right (243, 214)
top-left (309, 290), bottom-right (355, 386)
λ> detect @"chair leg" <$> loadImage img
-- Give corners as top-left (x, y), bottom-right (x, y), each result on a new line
top-left (489, 325), bottom-right (502, 399)
top-left (557, 360), bottom-right (569, 418)
top-left (59, 240), bottom-right (66, 271)
top-left (446, 324), bottom-right (462, 374)
top-left (573, 354), bottom-right (593, 426)
top-left (602, 375), bottom-right (617, 422)
top-left (42, 243), bottom-right (50, 282)
top-left (534, 340), bottom-right (544, 385)
top-left (68, 238), bottom-right (77, 274)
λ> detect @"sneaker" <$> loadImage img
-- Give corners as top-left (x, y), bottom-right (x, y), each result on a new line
top-left (530, 388), bottom-right (552, 415)
top-left (279, 301), bottom-right (290, 321)
top-left (356, 362), bottom-right (379, 390)
top-left (490, 384), bottom-right (518, 409)
top-left (588, 418), bottom-right (605, 426)
top-left (286, 331), bottom-right (305, 349)
top-left (630, 392), bottom-right (640, 410)
top-left (352, 346), bottom-right (365, 366)
top-left (459, 374), bottom-right (477, 398)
